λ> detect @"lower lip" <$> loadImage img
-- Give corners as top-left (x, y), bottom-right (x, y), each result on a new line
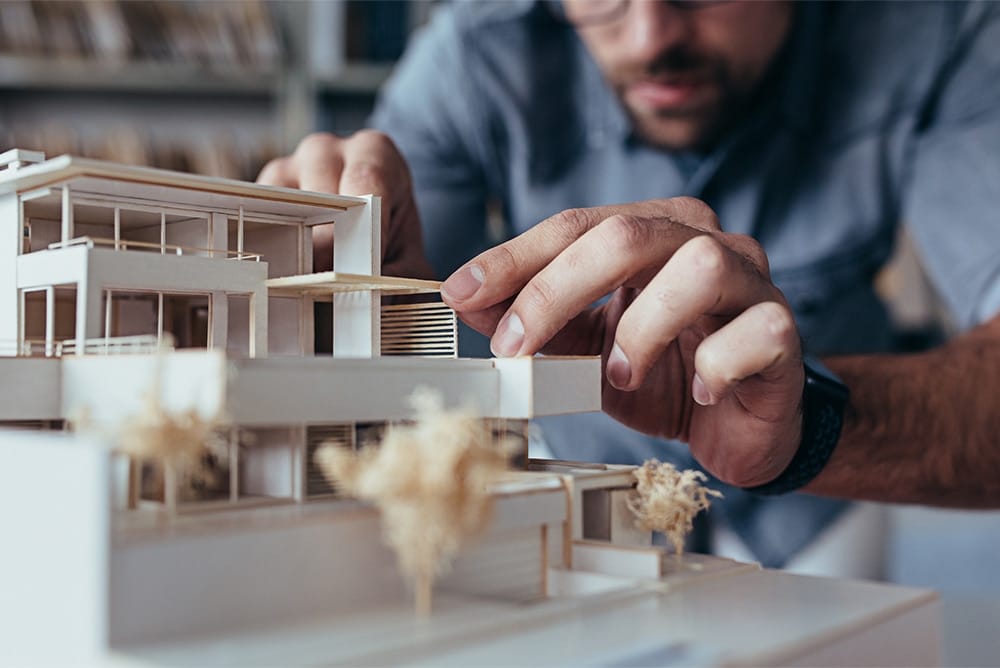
top-left (626, 80), bottom-right (706, 110)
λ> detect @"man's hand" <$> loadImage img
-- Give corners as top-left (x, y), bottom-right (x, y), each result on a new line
top-left (257, 131), bottom-right (434, 279)
top-left (440, 198), bottom-right (804, 487)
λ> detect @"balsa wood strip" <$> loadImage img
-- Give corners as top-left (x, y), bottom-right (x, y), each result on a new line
top-left (267, 271), bottom-right (441, 296)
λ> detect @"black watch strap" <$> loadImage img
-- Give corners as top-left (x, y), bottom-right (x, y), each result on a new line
top-left (746, 356), bottom-right (848, 496)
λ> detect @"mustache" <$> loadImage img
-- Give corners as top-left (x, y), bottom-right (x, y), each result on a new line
top-left (618, 47), bottom-right (723, 80)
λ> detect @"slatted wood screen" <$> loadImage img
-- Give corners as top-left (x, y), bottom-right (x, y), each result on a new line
top-left (305, 423), bottom-right (354, 497)
top-left (380, 302), bottom-right (458, 358)
top-left (0, 420), bottom-right (65, 430)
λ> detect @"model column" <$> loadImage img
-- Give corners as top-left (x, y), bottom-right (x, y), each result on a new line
top-left (331, 195), bottom-right (381, 358)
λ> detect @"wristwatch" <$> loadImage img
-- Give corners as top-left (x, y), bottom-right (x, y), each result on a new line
top-left (746, 355), bottom-right (849, 496)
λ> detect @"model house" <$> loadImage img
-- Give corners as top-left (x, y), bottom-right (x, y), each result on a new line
top-left (0, 149), bottom-right (941, 666)
top-left (0, 147), bottom-right (601, 511)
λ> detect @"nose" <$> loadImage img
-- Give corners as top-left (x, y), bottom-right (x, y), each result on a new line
top-left (623, 2), bottom-right (691, 61)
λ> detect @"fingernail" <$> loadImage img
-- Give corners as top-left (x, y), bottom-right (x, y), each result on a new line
top-left (441, 264), bottom-right (484, 301)
top-left (491, 313), bottom-right (525, 357)
top-left (606, 343), bottom-right (632, 389)
top-left (692, 373), bottom-right (715, 406)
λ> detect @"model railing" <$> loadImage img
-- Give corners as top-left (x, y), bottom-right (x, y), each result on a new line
top-left (380, 302), bottom-right (458, 358)
top-left (47, 236), bottom-right (261, 261)
top-left (2, 334), bottom-right (173, 358)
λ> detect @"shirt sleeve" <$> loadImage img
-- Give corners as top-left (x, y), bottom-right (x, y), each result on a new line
top-left (369, 6), bottom-right (492, 279)
top-left (904, 2), bottom-right (1000, 329)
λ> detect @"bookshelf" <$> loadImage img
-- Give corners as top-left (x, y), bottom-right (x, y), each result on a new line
top-left (0, 0), bottom-right (429, 181)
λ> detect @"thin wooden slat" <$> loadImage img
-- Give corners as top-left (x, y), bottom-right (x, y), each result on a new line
top-left (378, 300), bottom-right (457, 358)
top-left (380, 319), bottom-right (454, 326)
top-left (381, 302), bottom-right (455, 312)
top-left (381, 319), bottom-right (455, 326)
top-left (381, 333), bottom-right (454, 338)
top-left (305, 423), bottom-right (353, 498)
top-left (381, 313), bottom-right (455, 320)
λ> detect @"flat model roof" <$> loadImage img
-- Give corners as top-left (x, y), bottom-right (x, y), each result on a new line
top-left (0, 153), bottom-right (367, 221)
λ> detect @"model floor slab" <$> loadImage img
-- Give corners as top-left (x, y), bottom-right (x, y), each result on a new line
top-left (115, 563), bottom-right (939, 667)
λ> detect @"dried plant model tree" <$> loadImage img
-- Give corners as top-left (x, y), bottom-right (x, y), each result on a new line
top-left (316, 388), bottom-right (516, 616)
top-left (628, 459), bottom-right (723, 558)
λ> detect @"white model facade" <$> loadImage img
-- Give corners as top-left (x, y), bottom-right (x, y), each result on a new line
top-left (0, 147), bottom-right (600, 510)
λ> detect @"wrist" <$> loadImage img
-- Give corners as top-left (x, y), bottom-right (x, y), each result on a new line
top-left (745, 355), bottom-right (848, 496)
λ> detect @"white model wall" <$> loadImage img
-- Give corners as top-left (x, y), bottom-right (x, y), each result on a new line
top-left (331, 195), bottom-right (380, 358)
top-left (84, 247), bottom-right (267, 296)
top-left (493, 357), bottom-right (602, 418)
top-left (0, 358), bottom-right (61, 420)
top-left (241, 222), bottom-right (301, 277)
top-left (109, 483), bottom-right (569, 645)
top-left (228, 357), bottom-right (500, 425)
top-left (1, 195), bottom-right (23, 345)
top-left (110, 507), bottom-right (406, 644)
top-left (62, 351), bottom-right (226, 425)
top-left (0, 432), bottom-right (112, 662)
top-left (529, 357), bottom-right (602, 416)
top-left (268, 296), bottom-right (303, 356)
top-left (15, 244), bottom-right (90, 289)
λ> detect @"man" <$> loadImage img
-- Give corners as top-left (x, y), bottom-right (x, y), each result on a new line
top-left (259, 1), bottom-right (1000, 568)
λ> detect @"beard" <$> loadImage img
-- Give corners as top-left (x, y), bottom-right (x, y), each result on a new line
top-left (608, 46), bottom-right (744, 150)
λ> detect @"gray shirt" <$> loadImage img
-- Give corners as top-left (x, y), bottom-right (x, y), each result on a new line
top-left (371, 1), bottom-right (1000, 566)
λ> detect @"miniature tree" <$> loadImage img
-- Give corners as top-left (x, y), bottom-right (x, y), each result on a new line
top-left (97, 346), bottom-right (226, 507)
top-left (114, 391), bottom-right (227, 505)
top-left (627, 459), bottom-right (723, 558)
top-left (316, 387), bottom-right (515, 616)
top-left (69, 337), bottom-right (223, 484)
top-left (116, 392), bottom-right (223, 467)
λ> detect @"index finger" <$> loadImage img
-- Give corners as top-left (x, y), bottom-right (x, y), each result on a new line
top-left (440, 197), bottom-right (720, 310)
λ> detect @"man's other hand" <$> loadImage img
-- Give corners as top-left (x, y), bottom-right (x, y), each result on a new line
top-left (257, 131), bottom-right (434, 279)
top-left (440, 198), bottom-right (804, 488)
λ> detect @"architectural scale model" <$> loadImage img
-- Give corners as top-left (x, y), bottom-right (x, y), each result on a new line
top-left (0, 149), bottom-right (942, 666)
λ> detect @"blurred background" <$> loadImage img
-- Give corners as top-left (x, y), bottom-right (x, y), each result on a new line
top-left (0, 0), bottom-right (434, 180)
top-left (1, 1), bottom-right (998, 663)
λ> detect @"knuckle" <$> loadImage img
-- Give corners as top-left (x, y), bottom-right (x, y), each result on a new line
top-left (549, 207), bottom-right (595, 240)
top-left (596, 214), bottom-right (650, 254)
top-left (519, 275), bottom-right (560, 315)
top-left (729, 233), bottom-right (770, 275)
top-left (756, 301), bottom-right (797, 342)
top-left (257, 157), bottom-right (287, 182)
top-left (477, 241), bottom-right (521, 281)
top-left (295, 131), bottom-right (341, 158)
top-left (684, 234), bottom-right (728, 278)
top-left (351, 129), bottom-right (400, 157)
top-left (672, 196), bottom-right (720, 230)
top-left (347, 130), bottom-right (410, 185)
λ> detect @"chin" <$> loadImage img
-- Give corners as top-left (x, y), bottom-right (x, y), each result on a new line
top-left (622, 86), bottom-right (719, 146)
top-left (630, 109), bottom-right (725, 152)
top-left (634, 122), bottom-right (708, 152)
